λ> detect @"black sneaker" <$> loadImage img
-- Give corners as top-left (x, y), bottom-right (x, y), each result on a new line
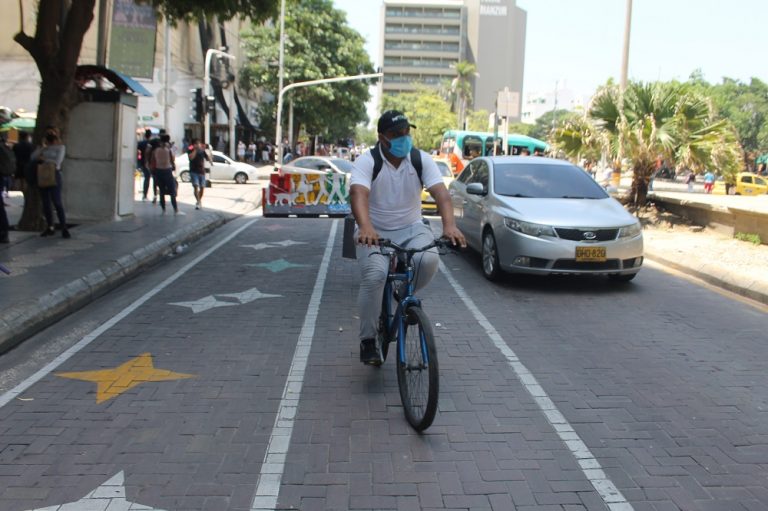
top-left (359, 338), bottom-right (382, 366)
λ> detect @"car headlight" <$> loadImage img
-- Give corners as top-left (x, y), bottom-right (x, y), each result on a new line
top-left (503, 218), bottom-right (555, 237)
top-left (618, 221), bottom-right (642, 239)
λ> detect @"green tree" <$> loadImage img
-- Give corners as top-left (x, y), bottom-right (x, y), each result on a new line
top-left (709, 78), bottom-right (768, 165)
top-left (450, 61), bottom-right (477, 130)
top-left (381, 88), bottom-right (453, 151)
top-left (465, 109), bottom-right (491, 132)
top-left (354, 124), bottom-right (377, 146)
top-left (530, 109), bottom-right (578, 141)
top-left (240, 0), bottom-right (374, 144)
top-left (12, 0), bottom-right (278, 230)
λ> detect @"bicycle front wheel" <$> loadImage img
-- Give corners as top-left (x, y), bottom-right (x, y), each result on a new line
top-left (397, 305), bottom-right (439, 432)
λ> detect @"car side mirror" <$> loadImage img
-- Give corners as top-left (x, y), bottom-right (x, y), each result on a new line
top-left (466, 182), bottom-right (486, 195)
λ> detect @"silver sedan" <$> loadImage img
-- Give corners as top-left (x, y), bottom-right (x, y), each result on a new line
top-left (449, 156), bottom-right (643, 282)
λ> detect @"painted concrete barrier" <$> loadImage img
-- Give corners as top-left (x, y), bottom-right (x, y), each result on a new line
top-left (262, 170), bottom-right (351, 217)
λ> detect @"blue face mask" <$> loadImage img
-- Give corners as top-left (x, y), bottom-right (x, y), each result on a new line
top-left (386, 135), bottom-right (413, 158)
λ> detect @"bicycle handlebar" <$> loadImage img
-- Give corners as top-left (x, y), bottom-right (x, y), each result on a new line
top-left (376, 237), bottom-right (452, 254)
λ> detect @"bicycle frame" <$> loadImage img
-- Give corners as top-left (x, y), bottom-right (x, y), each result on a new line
top-left (379, 248), bottom-right (426, 365)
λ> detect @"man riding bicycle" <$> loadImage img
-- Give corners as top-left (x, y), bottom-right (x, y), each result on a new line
top-left (350, 110), bottom-right (466, 366)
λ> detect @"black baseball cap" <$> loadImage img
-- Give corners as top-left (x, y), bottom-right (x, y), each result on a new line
top-left (377, 110), bottom-right (416, 134)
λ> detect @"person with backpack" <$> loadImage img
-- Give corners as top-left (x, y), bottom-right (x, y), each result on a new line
top-left (349, 110), bottom-right (466, 366)
top-left (150, 134), bottom-right (178, 213)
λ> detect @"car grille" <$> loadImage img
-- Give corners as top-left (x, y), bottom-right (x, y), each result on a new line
top-left (552, 260), bottom-right (620, 271)
top-left (555, 228), bottom-right (619, 241)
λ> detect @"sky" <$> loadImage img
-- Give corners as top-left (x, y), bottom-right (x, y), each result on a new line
top-left (332, 0), bottom-right (767, 101)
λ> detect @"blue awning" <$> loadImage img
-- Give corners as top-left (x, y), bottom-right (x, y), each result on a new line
top-left (75, 65), bottom-right (153, 97)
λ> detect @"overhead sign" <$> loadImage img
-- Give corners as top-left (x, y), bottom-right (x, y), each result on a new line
top-left (108, 0), bottom-right (157, 80)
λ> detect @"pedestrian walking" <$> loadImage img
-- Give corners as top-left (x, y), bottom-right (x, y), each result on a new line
top-left (247, 141), bottom-right (256, 162)
top-left (703, 170), bottom-right (715, 194)
top-left (150, 134), bottom-right (178, 213)
top-left (261, 143), bottom-right (270, 163)
top-left (237, 140), bottom-right (246, 162)
top-left (32, 126), bottom-right (70, 238)
top-left (686, 172), bottom-right (695, 192)
top-left (137, 129), bottom-right (153, 201)
top-left (186, 139), bottom-right (210, 210)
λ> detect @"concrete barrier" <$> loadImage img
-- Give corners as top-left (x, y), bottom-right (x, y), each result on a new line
top-left (649, 193), bottom-right (768, 245)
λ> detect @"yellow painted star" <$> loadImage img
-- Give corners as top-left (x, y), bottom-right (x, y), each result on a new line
top-left (56, 353), bottom-right (195, 404)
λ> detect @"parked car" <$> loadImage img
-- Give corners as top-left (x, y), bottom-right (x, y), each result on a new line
top-left (449, 156), bottom-right (643, 282)
top-left (176, 150), bottom-right (259, 184)
top-left (421, 160), bottom-right (454, 214)
top-left (284, 156), bottom-right (355, 176)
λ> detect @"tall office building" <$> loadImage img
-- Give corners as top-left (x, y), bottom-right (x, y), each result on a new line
top-left (380, 0), bottom-right (526, 121)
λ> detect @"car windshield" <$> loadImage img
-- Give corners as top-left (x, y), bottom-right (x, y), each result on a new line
top-left (493, 163), bottom-right (608, 199)
top-left (436, 162), bottom-right (452, 177)
top-left (330, 159), bottom-right (355, 173)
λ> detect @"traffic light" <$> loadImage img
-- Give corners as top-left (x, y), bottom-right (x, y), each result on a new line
top-left (190, 88), bottom-right (203, 122)
top-left (205, 95), bottom-right (216, 114)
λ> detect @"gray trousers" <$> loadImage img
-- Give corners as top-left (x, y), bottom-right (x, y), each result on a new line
top-left (356, 221), bottom-right (439, 341)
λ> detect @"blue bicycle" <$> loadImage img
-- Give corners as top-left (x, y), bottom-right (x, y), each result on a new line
top-left (376, 238), bottom-right (450, 431)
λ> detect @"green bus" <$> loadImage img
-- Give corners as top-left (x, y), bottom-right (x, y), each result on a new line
top-left (439, 130), bottom-right (549, 174)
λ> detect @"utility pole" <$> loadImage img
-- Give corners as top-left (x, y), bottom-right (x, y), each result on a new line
top-left (620, 0), bottom-right (633, 91)
top-left (163, 20), bottom-right (171, 130)
top-left (551, 80), bottom-right (559, 134)
top-left (203, 48), bottom-right (235, 149)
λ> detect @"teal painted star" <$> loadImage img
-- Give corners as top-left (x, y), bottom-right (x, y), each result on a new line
top-left (247, 259), bottom-right (311, 273)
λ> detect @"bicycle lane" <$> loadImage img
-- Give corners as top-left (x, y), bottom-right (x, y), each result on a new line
top-left (0, 216), bottom-right (337, 511)
top-left (274, 237), bottom-right (625, 510)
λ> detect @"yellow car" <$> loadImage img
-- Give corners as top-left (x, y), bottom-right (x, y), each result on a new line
top-left (421, 160), bottom-right (454, 214)
top-left (713, 173), bottom-right (768, 195)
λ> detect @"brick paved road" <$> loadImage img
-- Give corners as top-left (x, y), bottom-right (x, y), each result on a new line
top-left (0, 217), bottom-right (766, 510)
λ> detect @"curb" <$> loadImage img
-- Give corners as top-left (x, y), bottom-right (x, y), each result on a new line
top-left (0, 212), bottom-right (227, 355)
top-left (644, 250), bottom-right (768, 306)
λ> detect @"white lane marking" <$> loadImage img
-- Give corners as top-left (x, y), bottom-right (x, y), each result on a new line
top-left (0, 213), bottom-right (261, 409)
top-left (250, 221), bottom-right (338, 511)
top-left (438, 260), bottom-right (635, 511)
top-left (25, 471), bottom-right (166, 511)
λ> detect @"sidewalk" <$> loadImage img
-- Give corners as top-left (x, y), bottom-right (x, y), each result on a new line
top-left (0, 178), bottom-right (264, 354)
top-left (1, 182), bottom-right (765, 354)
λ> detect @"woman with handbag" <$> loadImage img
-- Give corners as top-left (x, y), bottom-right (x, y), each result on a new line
top-left (32, 126), bottom-right (69, 238)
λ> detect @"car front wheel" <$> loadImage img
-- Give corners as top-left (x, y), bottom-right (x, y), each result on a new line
top-left (482, 229), bottom-right (503, 281)
top-left (179, 171), bottom-right (190, 183)
top-left (234, 172), bottom-right (248, 184)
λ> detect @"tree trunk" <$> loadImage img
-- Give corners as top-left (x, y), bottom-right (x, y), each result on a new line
top-left (12, 0), bottom-right (96, 230)
top-left (629, 163), bottom-right (654, 210)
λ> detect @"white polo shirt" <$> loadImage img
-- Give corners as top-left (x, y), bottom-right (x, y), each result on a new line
top-left (350, 146), bottom-right (444, 231)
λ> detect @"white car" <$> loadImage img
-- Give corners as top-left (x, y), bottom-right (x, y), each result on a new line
top-left (283, 156), bottom-right (356, 176)
top-left (176, 150), bottom-right (259, 184)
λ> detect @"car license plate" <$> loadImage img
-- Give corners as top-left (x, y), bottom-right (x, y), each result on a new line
top-left (575, 246), bottom-right (606, 262)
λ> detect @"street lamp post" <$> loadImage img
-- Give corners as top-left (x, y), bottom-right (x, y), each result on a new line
top-left (203, 48), bottom-right (235, 149)
top-left (274, 73), bottom-right (383, 169)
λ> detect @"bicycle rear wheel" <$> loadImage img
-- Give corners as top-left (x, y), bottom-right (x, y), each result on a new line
top-left (397, 305), bottom-right (439, 431)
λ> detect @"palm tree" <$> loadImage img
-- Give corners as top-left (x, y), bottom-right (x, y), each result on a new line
top-left (554, 81), bottom-right (742, 209)
top-left (450, 61), bottom-right (477, 130)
